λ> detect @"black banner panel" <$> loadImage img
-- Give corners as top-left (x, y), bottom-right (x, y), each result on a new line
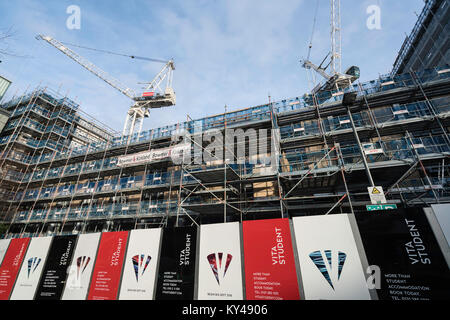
top-left (35, 235), bottom-right (77, 300)
top-left (355, 208), bottom-right (450, 301)
top-left (155, 227), bottom-right (197, 300)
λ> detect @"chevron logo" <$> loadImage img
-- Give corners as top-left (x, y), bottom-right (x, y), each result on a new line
top-left (309, 250), bottom-right (347, 290)
top-left (207, 252), bottom-right (233, 285)
top-left (76, 256), bottom-right (91, 280)
top-left (27, 257), bottom-right (41, 278)
top-left (132, 254), bottom-right (152, 282)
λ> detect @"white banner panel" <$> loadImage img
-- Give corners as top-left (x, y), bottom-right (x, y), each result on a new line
top-left (197, 222), bottom-right (243, 300)
top-left (118, 144), bottom-right (190, 167)
top-left (431, 204), bottom-right (450, 246)
top-left (61, 233), bottom-right (101, 300)
top-left (292, 214), bottom-right (371, 300)
top-left (430, 204), bottom-right (450, 268)
top-left (10, 236), bottom-right (52, 300)
top-left (118, 228), bottom-right (162, 300)
top-left (0, 239), bottom-right (11, 267)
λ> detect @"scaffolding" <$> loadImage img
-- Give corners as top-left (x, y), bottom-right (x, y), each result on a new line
top-left (1, 66), bottom-right (449, 238)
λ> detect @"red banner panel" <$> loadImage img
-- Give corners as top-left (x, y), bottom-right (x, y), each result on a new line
top-left (87, 231), bottom-right (129, 300)
top-left (0, 238), bottom-right (30, 300)
top-left (243, 218), bottom-right (300, 300)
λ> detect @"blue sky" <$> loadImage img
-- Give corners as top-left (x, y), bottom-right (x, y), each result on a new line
top-left (0, 0), bottom-right (425, 133)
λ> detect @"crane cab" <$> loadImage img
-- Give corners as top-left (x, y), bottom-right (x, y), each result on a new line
top-left (134, 87), bottom-right (176, 109)
top-left (344, 66), bottom-right (360, 81)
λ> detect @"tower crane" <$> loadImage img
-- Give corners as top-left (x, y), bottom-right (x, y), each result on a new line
top-left (301, 0), bottom-right (360, 106)
top-left (36, 34), bottom-right (175, 141)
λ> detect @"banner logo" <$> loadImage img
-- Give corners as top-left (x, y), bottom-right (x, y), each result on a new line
top-left (76, 256), bottom-right (91, 280)
top-left (309, 250), bottom-right (347, 289)
top-left (207, 253), bottom-right (233, 285)
top-left (27, 257), bottom-right (41, 278)
top-left (132, 254), bottom-right (152, 282)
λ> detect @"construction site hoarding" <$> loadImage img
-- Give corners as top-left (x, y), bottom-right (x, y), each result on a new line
top-left (242, 218), bottom-right (300, 300)
top-left (117, 144), bottom-right (190, 167)
top-left (118, 228), bottom-right (162, 300)
top-left (0, 239), bottom-right (11, 267)
top-left (155, 227), bottom-right (197, 300)
top-left (10, 236), bottom-right (52, 300)
top-left (430, 204), bottom-right (450, 248)
top-left (355, 208), bottom-right (450, 300)
top-left (292, 214), bottom-right (371, 300)
top-left (197, 222), bottom-right (244, 300)
top-left (0, 238), bottom-right (30, 300)
top-left (61, 233), bottom-right (101, 300)
top-left (87, 231), bottom-right (129, 300)
top-left (35, 235), bottom-right (78, 300)
top-left (428, 204), bottom-right (450, 268)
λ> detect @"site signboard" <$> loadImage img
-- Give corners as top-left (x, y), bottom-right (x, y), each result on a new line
top-left (35, 235), bottom-right (77, 300)
top-left (366, 204), bottom-right (397, 211)
top-left (367, 186), bottom-right (387, 204)
top-left (61, 233), bottom-right (101, 300)
top-left (292, 214), bottom-right (372, 300)
top-left (118, 229), bottom-right (162, 300)
top-left (155, 227), bottom-right (197, 300)
top-left (197, 222), bottom-right (243, 300)
top-left (0, 239), bottom-right (11, 267)
top-left (242, 218), bottom-right (300, 300)
top-left (87, 231), bottom-right (129, 300)
top-left (355, 208), bottom-right (450, 300)
top-left (10, 236), bottom-right (52, 300)
top-left (0, 238), bottom-right (30, 300)
top-left (118, 144), bottom-right (190, 167)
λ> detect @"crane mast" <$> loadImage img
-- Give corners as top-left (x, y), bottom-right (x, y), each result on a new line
top-left (301, 0), bottom-right (359, 106)
top-left (330, 0), bottom-right (341, 74)
top-left (36, 34), bottom-right (176, 140)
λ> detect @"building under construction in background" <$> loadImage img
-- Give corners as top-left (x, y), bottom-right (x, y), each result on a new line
top-left (0, 64), bottom-right (448, 239)
top-left (0, 0), bottom-right (449, 239)
top-left (392, 0), bottom-right (449, 75)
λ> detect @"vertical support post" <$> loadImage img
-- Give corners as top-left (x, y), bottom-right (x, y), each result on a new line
top-left (344, 92), bottom-right (375, 187)
top-left (224, 105), bottom-right (227, 223)
top-left (337, 143), bottom-right (354, 214)
top-left (405, 130), bottom-right (440, 203)
top-left (410, 70), bottom-right (450, 146)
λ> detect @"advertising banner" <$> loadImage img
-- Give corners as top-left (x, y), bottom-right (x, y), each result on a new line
top-left (242, 218), bottom-right (300, 300)
top-left (292, 214), bottom-right (371, 300)
top-left (430, 204), bottom-right (450, 247)
top-left (35, 235), bottom-right (77, 300)
top-left (429, 204), bottom-right (450, 268)
top-left (87, 231), bottom-right (129, 300)
top-left (118, 144), bottom-right (190, 167)
top-left (61, 233), bottom-right (101, 300)
top-left (0, 238), bottom-right (30, 300)
top-left (155, 227), bottom-right (197, 300)
top-left (10, 236), bottom-right (52, 300)
top-left (118, 228), bottom-right (162, 300)
top-left (0, 239), bottom-right (11, 267)
top-left (197, 222), bottom-right (243, 300)
top-left (355, 208), bottom-right (450, 300)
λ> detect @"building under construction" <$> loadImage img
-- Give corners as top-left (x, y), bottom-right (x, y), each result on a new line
top-left (0, 64), bottom-right (449, 239)
top-left (0, 0), bottom-right (449, 240)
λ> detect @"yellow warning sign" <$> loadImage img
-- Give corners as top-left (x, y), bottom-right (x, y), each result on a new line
top-left (367, 186), bottom-right (387, 205)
